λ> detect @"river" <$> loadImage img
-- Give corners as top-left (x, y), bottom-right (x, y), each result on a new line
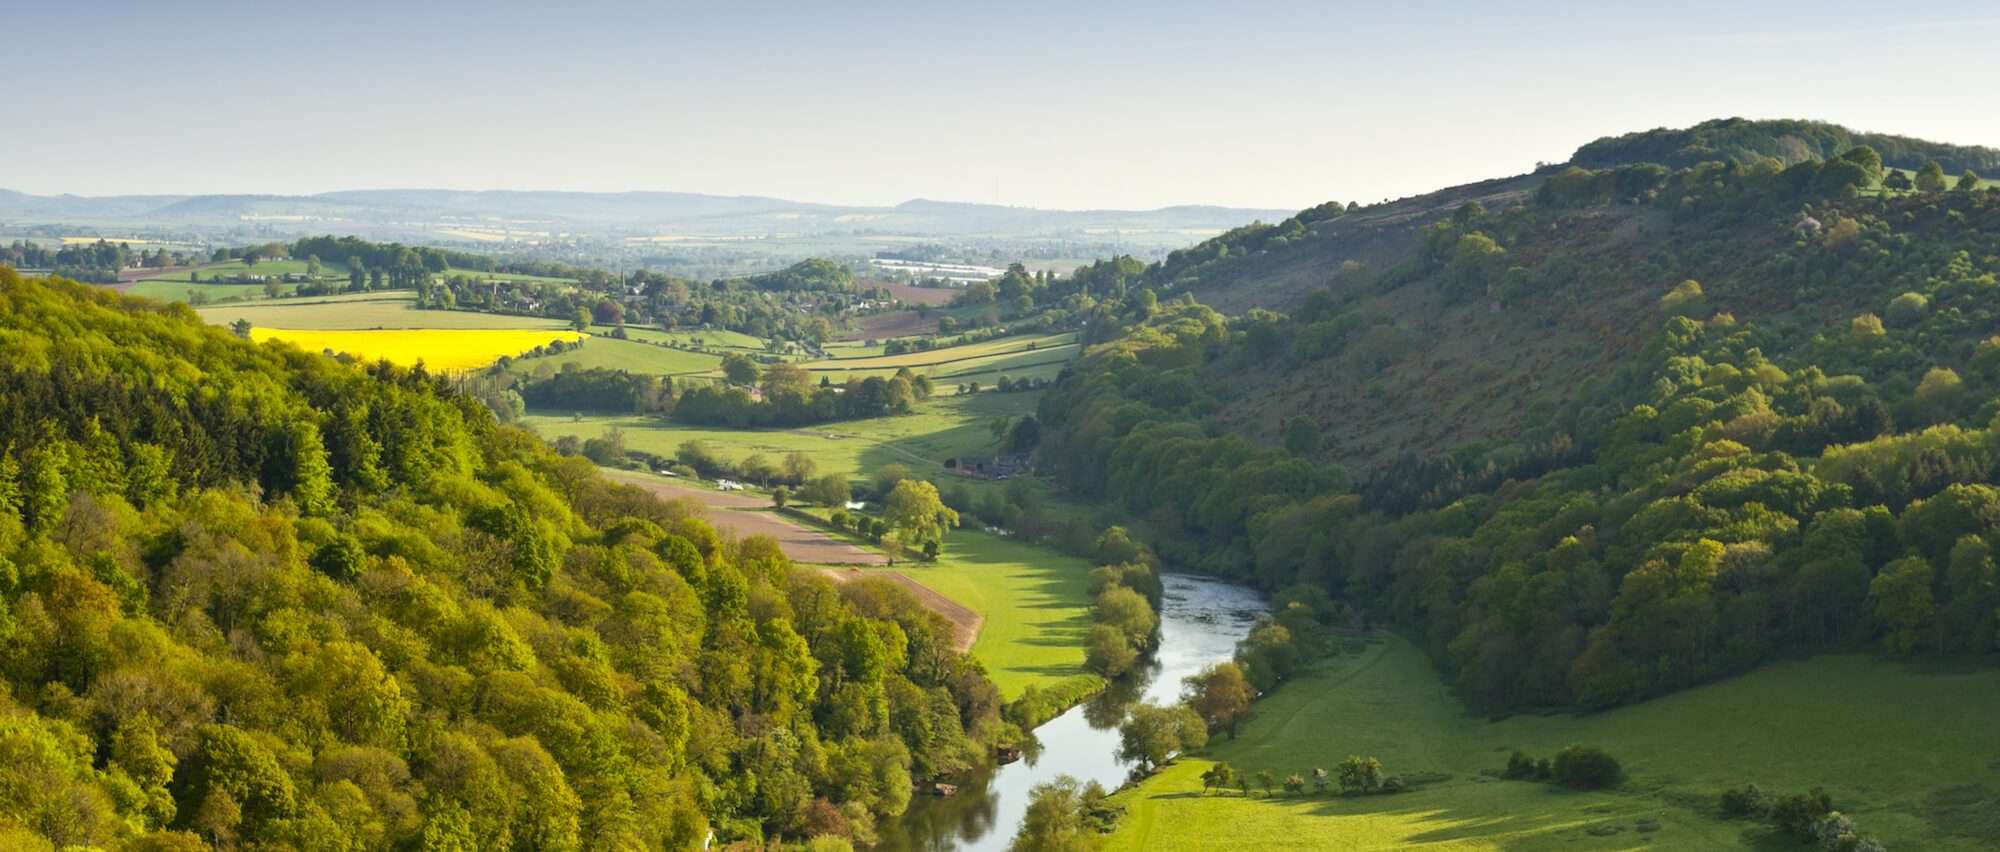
top-left (879, 573), bottom-right (1268, 851)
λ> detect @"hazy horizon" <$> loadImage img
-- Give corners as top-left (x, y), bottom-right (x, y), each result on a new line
top-left (15, 0), bottom-right (2000, 210)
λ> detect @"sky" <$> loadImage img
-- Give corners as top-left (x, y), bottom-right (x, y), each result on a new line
top-left (9, 0), bottom-right (2000, 211)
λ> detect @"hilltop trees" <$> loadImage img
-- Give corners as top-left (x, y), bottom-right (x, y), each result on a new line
top-left (1034, 176), bottom-right (2000, 718)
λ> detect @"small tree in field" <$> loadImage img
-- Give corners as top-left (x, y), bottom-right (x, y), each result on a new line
top-left (1256, 769), bottom-right (1275, 797)
top-left (1551, 746), bottom-right (1621, 790)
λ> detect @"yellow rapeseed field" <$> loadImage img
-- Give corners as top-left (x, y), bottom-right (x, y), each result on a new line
top-left (250, 328), bottom-right (587, 372)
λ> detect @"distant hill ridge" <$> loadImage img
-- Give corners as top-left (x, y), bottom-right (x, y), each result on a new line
top-left (0, 186), bottom-right (1293, 236)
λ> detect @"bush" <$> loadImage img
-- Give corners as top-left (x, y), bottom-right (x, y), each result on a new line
top-left (1720, 783), bottom-right (1768, 819)
top-left (1771, 788), bottom-right (1833, 839)
top-left (1502, 751), bottom-right (1535, 780)
top-left (1551, 745), bottom-right (1621, 790)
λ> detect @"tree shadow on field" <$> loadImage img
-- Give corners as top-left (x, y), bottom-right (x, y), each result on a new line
top-left (1190, 780), bottom-right (1709, 851)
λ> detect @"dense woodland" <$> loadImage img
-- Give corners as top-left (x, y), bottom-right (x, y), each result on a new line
top-left (1039, 144), bottom-right (2000, 713)
top-left (0, 270), bottom-right (1006, 850)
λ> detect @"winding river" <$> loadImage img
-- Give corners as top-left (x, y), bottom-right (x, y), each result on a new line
top-left (879, 573), bottom-right (1268, 851)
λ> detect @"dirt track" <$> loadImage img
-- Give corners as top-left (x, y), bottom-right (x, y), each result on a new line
top-left (604, 470), bottom-right (887, 565)
top-left (603, 469), bottom-right (981, 651)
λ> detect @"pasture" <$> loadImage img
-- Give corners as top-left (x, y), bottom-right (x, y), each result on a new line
top-left (790, 331), bottom-right (1080, 382)
top-left (523, 390), bottom-right (1042, 485)
top-left (508, 335), bottom-right (726, 376)
top-left (251, 327), bottom-right (586, 372)
top-left (1106, 635), bottom-right (2000, 851)
top-left (852, 529), bottom-right (1094, 698)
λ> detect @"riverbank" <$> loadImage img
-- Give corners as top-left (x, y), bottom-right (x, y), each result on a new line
top-left (1103, 634), bottom-right (2000, 850)
top-left (879, 574), bottom-right (1268, 851)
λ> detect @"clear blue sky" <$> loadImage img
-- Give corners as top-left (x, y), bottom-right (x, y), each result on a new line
top-left (11, 0), bottom-right (2000, 210)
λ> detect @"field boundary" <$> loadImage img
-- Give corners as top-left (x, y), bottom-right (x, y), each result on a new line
top-left (819, 567), bottom-right (982, 653)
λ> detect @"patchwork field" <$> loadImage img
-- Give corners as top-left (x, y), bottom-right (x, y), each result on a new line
top-left (251, 327), bottom-right (586, 372)
top-left (792, 332), bottom-right (1080, 383)
top-left (524, 390), bottom-right (1042, 488)
top-left (1106, 636), bottom-right (2000, 851)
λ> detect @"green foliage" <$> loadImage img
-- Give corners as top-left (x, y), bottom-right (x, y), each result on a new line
top-left (1117, 703), bottom-right (1208, 774)
top-left (0, 270), bottom-right (1003, 849)
top-left (1550, 745), bottom-right (1622, 789)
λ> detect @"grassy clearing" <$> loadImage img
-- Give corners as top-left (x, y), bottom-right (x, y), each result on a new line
top-left (824, 529), bottom-right (1093, 698)
top-left (1107, 635), bottom-right (2000, 851)
top-left (508, 335), bottom-right (725, 376)
top-left (199, 294), bottom-right (571, 330)
top-left (252, 328), bottom-right (586, 372)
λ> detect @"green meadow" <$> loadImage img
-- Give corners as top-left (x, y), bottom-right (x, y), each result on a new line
top-left (523, 390), bottom-right (1043, 485)
top-left (511, 335), bottom-right (727, 376)
top-left (1106, 635), bottom-right (2000, 851)
top-left (847, 530), bottom-right (1095, 698)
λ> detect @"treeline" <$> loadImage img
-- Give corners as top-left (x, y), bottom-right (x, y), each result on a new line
top-left (1572, 117), bottom-right (2000, 174)
top-left (0, 269), bottom-right (1010, 849)
top-left (673, 364), bottom-right (933, 427)
top-left (1, 239), bottom-right (200, 283)
top-left (1037, 180), bottom-right (2000, 714)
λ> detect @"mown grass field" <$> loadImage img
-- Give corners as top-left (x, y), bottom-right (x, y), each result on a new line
top-left (509, 335), bottom-right (725, 376)
top-left (199, 293), bottom-right (571, 330)
top-left (1106, 635), bottom-right (2000, 851)
top-left (870, 529), bottom-right (1094, 697)
top-left (252, 327), bottom-right (586, 372)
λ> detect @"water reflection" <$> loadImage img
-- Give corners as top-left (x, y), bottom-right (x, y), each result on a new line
top-left (878, 574), bottom-right (1266, 851)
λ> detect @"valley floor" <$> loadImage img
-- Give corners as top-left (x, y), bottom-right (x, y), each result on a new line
top-left (1108, 636), bottom-right (2000, 851)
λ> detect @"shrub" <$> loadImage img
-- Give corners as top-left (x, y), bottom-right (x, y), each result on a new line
top-left (1502, 751), bottom-right (1535, 780)
top-left (1720, 783), bottom-right (1768, 819)
top-left (1771, 788), bottom-right (1833, 839)
top-left (1551, 745), bottom-right (1621, 790)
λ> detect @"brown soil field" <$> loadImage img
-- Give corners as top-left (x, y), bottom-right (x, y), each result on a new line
top-left (603, 470), bottom-right (888, 565)
top-left (818, 567), bottom-right (982, 653)
top-left (839, 310), bottom-right (936, 341)
top-left (879, 282), bottom-right (957, 306)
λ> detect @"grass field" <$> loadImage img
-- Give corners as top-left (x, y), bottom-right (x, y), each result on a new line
top-left (509, 335), bottom-right (725, 376)
top-left (525, 390), bottom-right (1041, 482)
top-left (786, 332), bottom-right (1080, 383)
top-left (252, 327), bottom-right (586, 372)
top-left (199, 293), bottom-right (571, 330)
top-left (841, 529), bottom-right (1094, 698)
top-left (588, 325), bottom-right (770, 353)
top-left (1106, 635), bottom-right (2000, 851)
top-left (130, 259), bottom-right (353, 303)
